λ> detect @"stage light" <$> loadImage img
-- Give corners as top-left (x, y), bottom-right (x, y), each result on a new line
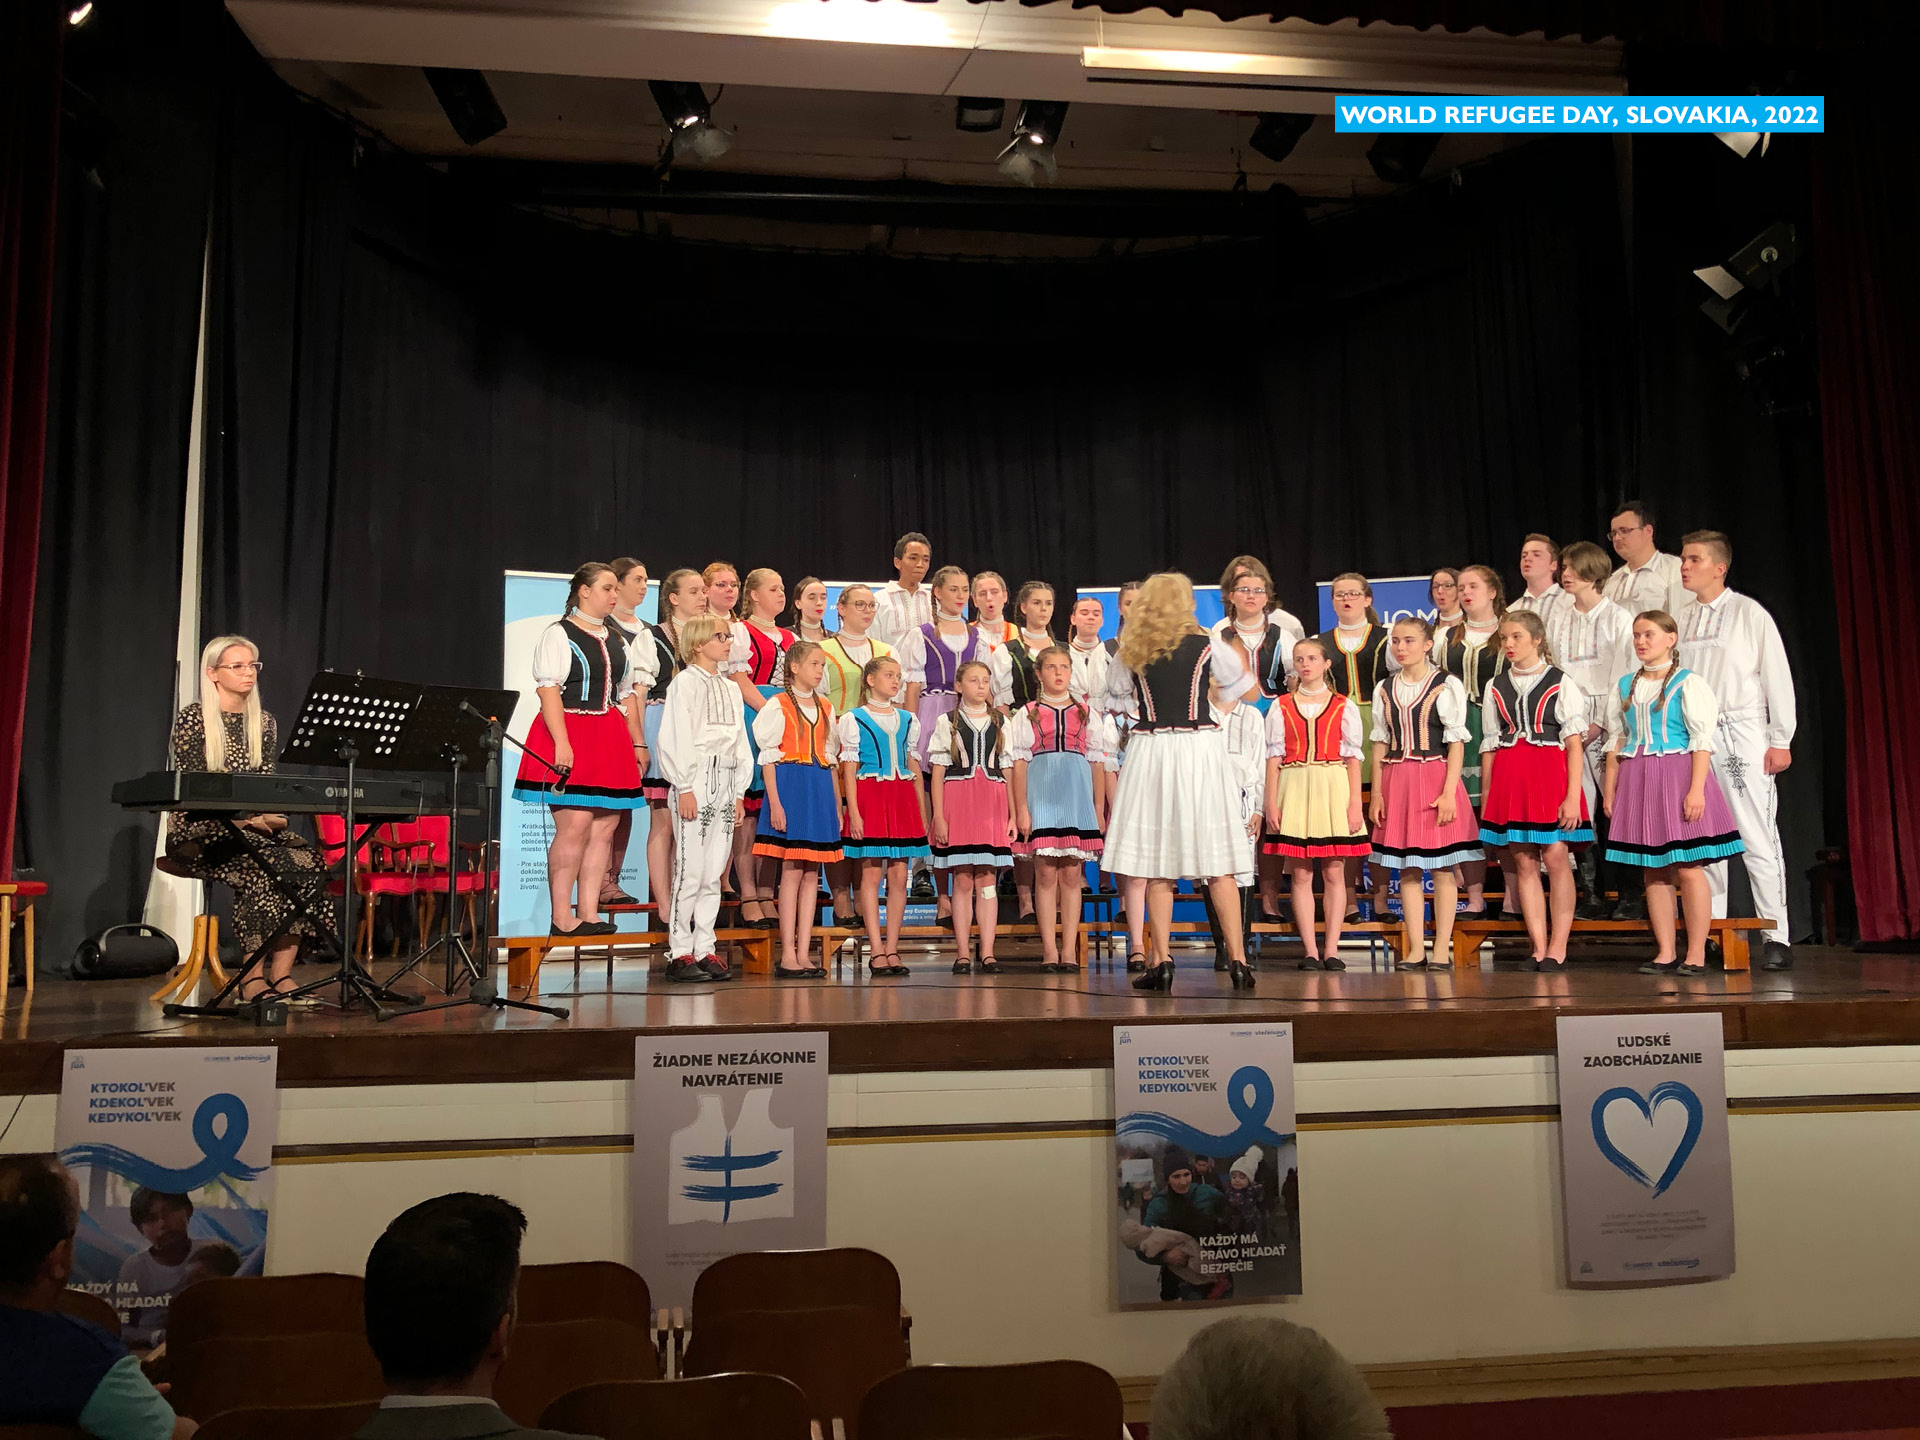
top-left (955, 97), bottom-right (1004, 133)
top-left (649, 80), bottom-right (735, 163)
top-left (1366, 133), bottom-right (1439, 184)
top-left (1692, 221), bottom-right (1800, 300)
top-left (1249, 113), bottom-right (1314, 165)
top-left (423, 68), bottom-right (506, 147)
top-left (68, 2), bottom-right (93, 24)
top-left (996, 100), bottom-right (1068, 186)
top-left (1715, 130), bottom-right (1771, 160)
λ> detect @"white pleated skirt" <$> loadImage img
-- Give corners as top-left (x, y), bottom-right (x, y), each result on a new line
top-left (1103, 728), bottom-right (1245, 882)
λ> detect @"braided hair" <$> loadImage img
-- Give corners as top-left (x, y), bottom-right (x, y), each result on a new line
top-left (954, 659), bottom-right (1005, 765)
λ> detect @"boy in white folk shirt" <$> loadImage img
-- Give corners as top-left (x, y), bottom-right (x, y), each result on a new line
top-left (1509, 533), bottom-right (1566, 628)
top-left (1604, 499), bottom-right (1690, 619)
top-left (1550, 542), bottom-right (1637, 919)
top-left (871, 532), bottom-right (933, 649)
top-left (1675, 529), bottom-right (1797, 971)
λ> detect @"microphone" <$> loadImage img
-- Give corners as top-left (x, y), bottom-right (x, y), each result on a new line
top-left (458, 699), bottom-right (496, 723)
top-left (552, 763), bottom-right (572, 794)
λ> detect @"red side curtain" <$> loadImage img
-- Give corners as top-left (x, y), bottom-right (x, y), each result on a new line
top-left (0, 0), bottom-right (65, 878)
top-left (1817, 62), bottom-right (1920, 943)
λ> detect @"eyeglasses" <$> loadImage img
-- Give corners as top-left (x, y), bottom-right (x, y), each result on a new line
top-left (1231, 586), bottom-right (1269, 598)
top-left (1331, 590), bottom-right (1368, 602)
top-left (216, 661), bottom-right (264, 673)
top-left (845, 599), bottom-right (877, 610)
top-left (1608, 525), bottom-right (1647, 539)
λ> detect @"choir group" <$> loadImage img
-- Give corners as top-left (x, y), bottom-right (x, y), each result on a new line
top-left (507, 499), bottom-right (1798, 989)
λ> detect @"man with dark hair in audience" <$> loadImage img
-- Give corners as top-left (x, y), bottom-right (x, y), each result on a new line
top-left (354, 1192), bottom-right (592, 1440)
top-left (0, 1154), bottom-right (197, 1440)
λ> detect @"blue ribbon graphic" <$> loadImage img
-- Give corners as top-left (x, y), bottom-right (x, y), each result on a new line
top-left (1590, 1081), bottom-right (1703, 1198)
top-left (681, 1135), bottom-right (783, 1223)
top-left (59, 1092), bottom-right (265, 1191)
top-left (1117, 1064), bottom-right (1292, 1154)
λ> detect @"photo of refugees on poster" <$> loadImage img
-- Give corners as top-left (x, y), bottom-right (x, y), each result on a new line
top-left (1112, 1022), bottom-right (1300, 1307)
top-left (53, 1047), bottom-right (279, 1348)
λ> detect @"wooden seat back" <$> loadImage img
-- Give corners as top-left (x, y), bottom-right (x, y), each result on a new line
top-left (493, 1318), bottom-right (659, 1427)
top-left (192, 1401), bottom-right (381, 1440)
top-left (681, 1306), bottom-right (908, 1438)
top-left (516, 1260), bottom-right (652, 1328)
top-left (163, 1273), bottom-right (364, 1351)
top-left (541, 1375), bottom-right (811, 1440)
top-left (858, 1361), bottom-right (1124, 1440)
top-left (165, 1331), bottom-right (384, 1421)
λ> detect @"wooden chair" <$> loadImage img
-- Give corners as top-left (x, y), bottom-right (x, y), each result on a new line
top-left (149, 857), bottom-right (231, 1005)
top-left (1, 879), bottom-right (48, 1003)
top-left (857, 1362), bottom-right (1124, 1440)
top-left (162, 1273), bottom-right (364, 1351)
top-left (164, 1331), bottom-right (384, 1421)
top-left (192, 1401), bottom-right (381, 1440)
top-left (493, 1318), bottom-right (659, 1427)
top-left (56, 1287), bottom-right (122, 1336)
top-left (681, 1306), bottom-right (908, 1438)
top-left (541, 1375), bottom-right (811, 1440)
top-left (517, 1260), bottom-right (654, 1326)
top-left (689, 1247), bottom-right (908, 1351)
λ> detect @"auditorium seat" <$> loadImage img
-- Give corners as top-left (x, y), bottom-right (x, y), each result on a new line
top-left (492, 1318), bottom-right (660, 1426)
top-left (192, 1400), bottom-right (382, 1440)
top-left (162, 1273), bottom-right (364, 1351)
top-left (517, 1260), bottom-right (655, 1328)
top-left (680, 1305), bottom-right (908, 1438)
top-left (55, 1286), bottom-right (121, 1336)
top-left (164, 1331), bottom-right (385, 1421)
top-left (688, 1247), bottom-right (911, 1352)
top-left (540, 1374), bottom-right (812, 1440)
top-left (857, 1361), bottom-right (1125, 1440)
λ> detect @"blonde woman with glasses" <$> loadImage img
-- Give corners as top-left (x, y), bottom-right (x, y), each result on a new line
top-left (164, 635), bottom-right (330, 1003)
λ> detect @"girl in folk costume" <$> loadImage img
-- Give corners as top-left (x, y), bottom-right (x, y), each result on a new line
top-left (1101, 572), bottom-right (1258, 992)
top-left (753, 641), bottom-right (843, 979)
top-left (598, 558), bottom-right (655, 909)
top-left (901, 565), bottom-right (982, 923)
top-left (724, 566), bottom-right (797, 926)
top-left (1318, 572), bottom-right (1395, 918)
top-left (839, 655), bottom-right (929, 977)
top-left (1604, 611), bottom-right (1745, 974)
top-left (1213, 555), bottom-right (1301, 923)
top-left (1551, 541), bottom-right (1637, 920)
top-left (1430, 568), bottom-right (1464, 631)
top-left (1369, 617), bottom-right (1482, 969)
top-left (638, 567), bottom-right (706, 924)
top-left (1437, 564), bottom-right (1508, 915)
top-left (994, 579), bottom-right (1057, 920)
top-left (971, 570), bottom-right (1017, 652)
top-left (1263, 637), bottom-right (1370, 972)
top-left (1098, 580), bottom-right (1143, 968)
top-left (929, 661), bottom-right (1018, 973)
top-left (1009, 646), bottom-right (1108, 973)
top-left (819, 583), bottom-right (891, 920)
top-left (512, 563), bottom-right (654, 938)
top-left (1202, 682), bottom-right (1267, 975)
top-left (1479, 611), bottom-right (1594, 971)
top-left (1067, 594), bottom-right (1110, 706)
top-left (786, 576), bottom-right (832, 645)
top-left (656, 615), bottom-right (754, 983)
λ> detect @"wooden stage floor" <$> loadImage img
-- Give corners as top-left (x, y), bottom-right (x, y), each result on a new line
top-left (4, 941), bottom-right (1917, 1091)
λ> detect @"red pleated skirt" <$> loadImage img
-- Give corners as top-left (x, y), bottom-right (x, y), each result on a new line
top-left (511, 707), bottom-right (644, 809)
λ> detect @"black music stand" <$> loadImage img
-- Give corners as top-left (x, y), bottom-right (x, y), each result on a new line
top-left (278, 672), bottom-right (427, 1018)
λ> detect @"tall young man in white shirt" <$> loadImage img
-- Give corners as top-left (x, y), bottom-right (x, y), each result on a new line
top-left (1603, 499), bottom-right (1689, 619)
top-left (1676, 530), bottom-right (1797, 971)
top-left (1508, 533), bottom-right (1566, 627)
top-left (871, 532), bottom-right (933, 649)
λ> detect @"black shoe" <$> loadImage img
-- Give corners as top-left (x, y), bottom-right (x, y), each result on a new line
top-left (909, 871), bottom-right (936, 900)
top-left (1297, 956), bottom-right (1323, 971)
top-left (1762, 940), bottom-right (1794, 972)
top-left (978, 958), bottom-right (999, 974)
top-left (1126, 952), bottom-right (1148, 973)
top-left (1396, 957), bottom-right (1428, 971)
top-left (1705, 937), bottom-right (1724, 968)
top-left (1613, 893), bottom-right (1648, 921)
top-left (1530, 958), bottom-right (1545, 972)
top-left (1639, 957), bottom-right (1681, 974)
top-left (952, 957), bottom-right (973, 975)
top-left (1543, 957), bottom-right (1567, 971)
top-left (1322, 956), bottom-right (1346, 972)
top-left (600, 889), bottom-right (643, 907)
top-left (1229, 962), bottom-right (1256, 990)
top-left (936, 912), bottom-right (955, 930)
top-left (1132, 963), bottom-right (1175, 992)
top-left (1575, 896), bottom-right (1614, 921)
top-left (665, 956), bottom-right (710, 983)
top-left (698, 955), bottom-right (734, 981)
top-left (566, 919), bottom-right (616, 936)
top-left (1213, 952), bottom-right (1229, 972)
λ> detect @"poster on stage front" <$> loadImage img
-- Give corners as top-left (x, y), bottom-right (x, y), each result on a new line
top-left (631, 1032), bottom-right (829, 1310)
top-left (55, 1046), bottom-right (279, 1347)
top-left (1555, 1012), bottom-right (1734, 1284)
top-left (1113, 1022), bottom-right (1299, 1307)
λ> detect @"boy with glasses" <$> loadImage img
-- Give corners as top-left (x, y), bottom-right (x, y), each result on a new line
top-left (1603, 500), bottom-right (1688, 618)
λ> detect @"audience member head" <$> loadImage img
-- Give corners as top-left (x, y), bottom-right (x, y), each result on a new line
top-left (1152, 1315), bottom-right (1391, 1440)
top-left (363, 1193), bottom-right (528, 1395)
top-left (0, 1155), bottom-right (79, 1306)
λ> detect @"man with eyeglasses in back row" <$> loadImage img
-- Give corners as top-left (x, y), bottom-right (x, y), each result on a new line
top-left (1602, 500), bottom-right (1690, 620)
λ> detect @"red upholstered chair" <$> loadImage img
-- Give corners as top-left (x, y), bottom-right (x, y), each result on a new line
top-left (1, 879), bottom-right (49, 1001)
top-left (314, 816), bottom-right (423, 958)
top-left (409, 814), bottom-right (493, 941)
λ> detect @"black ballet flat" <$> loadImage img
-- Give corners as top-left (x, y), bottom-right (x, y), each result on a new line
top-left (1126, 952), bottom-right (1148, 973)
top-left (1229, 962), bottom-right (1256, 990)
top-left (977, 957), bottom-right (999, 975)
top-left (1322, 956), bottom-right (1347, 972)
top-left (936, 913), bottom-right (955, 930)
top-left (1639, 957), bottom-right (1682, 974)
top-left (1297, 956), bottom-right (1324, 971)
top-left (1132, 963), bottom-right (1175, 993)
top-left (952, 956), bottom-right (973, 975)
top-left (600, 890), bottom-right (642, 907)
top-left (1395, 957), bottom-right (1428, 971)
top-left (1678, 962), bottom-right (1709, 974)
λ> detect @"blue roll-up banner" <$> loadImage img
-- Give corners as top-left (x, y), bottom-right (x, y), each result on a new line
top-left (1113, 1022), bottom-right (1300, 1307)
top-left (55, 1047), bottom-right (279, 1347)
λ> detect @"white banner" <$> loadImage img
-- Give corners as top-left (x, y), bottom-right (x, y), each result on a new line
top-left (631, 1032), bottom-right (829, 1310)
top-left (1555, 1012), bottom-right (1735, 1284)
top-left (1112, 1021), bottom-right (1300, 1307)
top-left (55, 1046), bottom-right (279, 1347)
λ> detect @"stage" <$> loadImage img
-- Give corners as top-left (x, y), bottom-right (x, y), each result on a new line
top-left (5, 941), bottom-right (1917, 1094)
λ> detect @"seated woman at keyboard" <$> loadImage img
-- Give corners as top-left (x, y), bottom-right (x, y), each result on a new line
top-left (166, 635), bottom-right (328, 1003)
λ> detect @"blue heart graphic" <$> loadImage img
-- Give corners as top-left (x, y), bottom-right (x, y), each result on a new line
top-left (1589, 1081), bottom-right (1703, 1197)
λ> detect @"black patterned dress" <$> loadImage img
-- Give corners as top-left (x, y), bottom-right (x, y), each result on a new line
top-left (165, 704), bottom-right (330, 956)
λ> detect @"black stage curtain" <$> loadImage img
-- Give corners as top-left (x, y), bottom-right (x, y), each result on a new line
top-left (17, 2), bottom-right (218, 965)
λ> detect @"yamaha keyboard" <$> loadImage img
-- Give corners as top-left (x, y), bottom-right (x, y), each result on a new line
top-left (113, 770), bottom-right (484, 816)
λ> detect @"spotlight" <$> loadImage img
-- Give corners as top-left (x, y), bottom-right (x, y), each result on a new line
top-left (422, 68), bottom-right (506, 147)
top-left (649, 80), bottom-right (734, 163)
top-left (68, 2), bottom-right (93, 24)
top-left (954, 97), bottom-right (1005, 133)
top-left (1365, 133), bottom-right (1440, 184)
top-left (995, 100), bottom-right (1068, 186)
top-left (1248, 112), bottom-right (1314, 165)
top-left (1693, 220), bottom-right (1800, 301)
top-left (1715, 130), bottom-right (1771, 160)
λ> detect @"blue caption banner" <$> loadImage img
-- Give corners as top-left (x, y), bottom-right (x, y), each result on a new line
top-left (1333, 95), bottom-right (1824, 134)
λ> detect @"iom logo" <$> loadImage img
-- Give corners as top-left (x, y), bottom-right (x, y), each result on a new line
top-left (667, 1091), bottom-right (793, 1226)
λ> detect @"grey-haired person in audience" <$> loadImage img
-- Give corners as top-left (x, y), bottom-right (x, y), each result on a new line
top-left (1153, 1315), bottom-right (1391, 1440)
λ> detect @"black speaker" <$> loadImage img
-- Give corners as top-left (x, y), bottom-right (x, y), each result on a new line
top-left (71, 923), bottom-right (178, 980)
